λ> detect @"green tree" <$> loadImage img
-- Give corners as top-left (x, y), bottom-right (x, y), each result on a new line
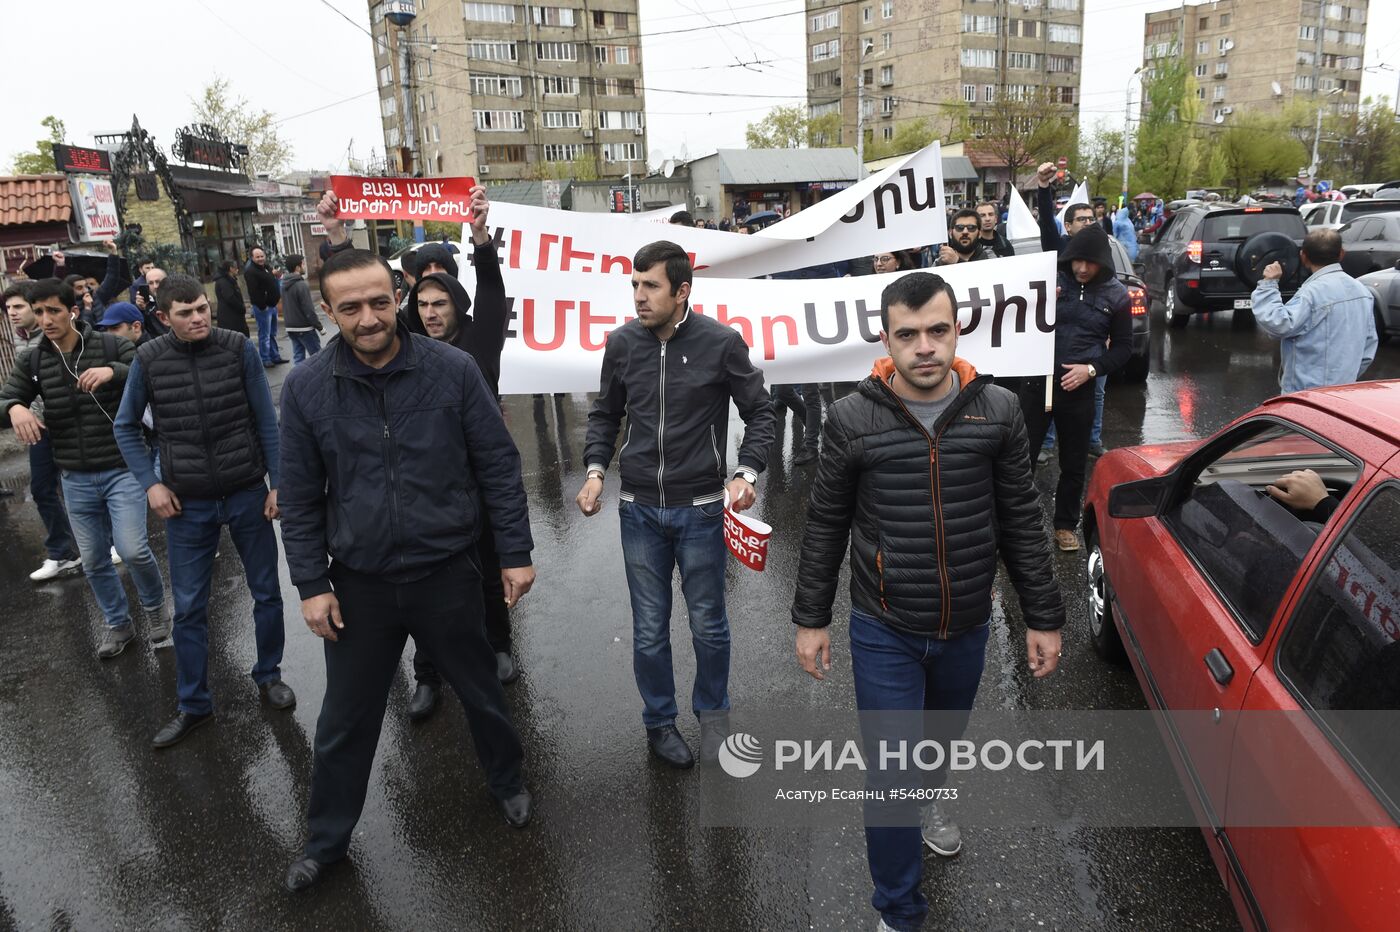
top-left (1216, 111), bottom-right (1307, 196)
top-left (191, 77), bottom-right (293, 178)
top-left (8, 116), bottom-right (67, 174)
top-left (963, 88), bottom-right (1077, 190)
top-left (1130, 54), bottom-right (1201, 200)
top-left (745, 105), bottom-right (841, 149)
top-left (1075, 119), bottom-right (1125, 201)
top-left (864, 118), bottom-right (938, 160)
top-left (1322, 96), bottom-right (1400, 182)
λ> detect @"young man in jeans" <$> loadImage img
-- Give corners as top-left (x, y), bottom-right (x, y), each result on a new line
top-left (5, 281), bottom-right (83, 581)
top-left (114, 275), bottom-right (294, 749)
top-left (0, 279), bottom-right (169, 658)
top-left (278, 254), bottom-right (323, 364)
top-left (577, 241), bottom-right (776, 769)
top-left (244, 246), bottom-right (286, 366)
top-left (792, 273), bottom-right (1064, 932)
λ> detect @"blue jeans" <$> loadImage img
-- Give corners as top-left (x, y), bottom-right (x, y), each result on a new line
top-left (1042, 374), bottom-right (1105, 449)
top-left (29, 433), bottom-right (78, 561)
top-left (288, 329), bottom-right (322, 364)
top-left (619, 499), bottom-right (731, 729)
top-left (252, 305), bottom-right (283, 363)
top-left (60, 469), bottom-right (165, 628)
top-left (164, 484), bottom-right (285, 715)
top-left (848, 607), bottom-right (990, 932)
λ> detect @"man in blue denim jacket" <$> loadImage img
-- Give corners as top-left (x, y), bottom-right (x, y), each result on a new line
top-left (1252, 228), bottom-right (1378, 394)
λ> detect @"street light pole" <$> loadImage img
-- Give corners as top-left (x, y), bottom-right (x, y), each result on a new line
top-left (1121, 67), bottom-right (1142, 209)
top-left (1307, 87), bottom-right (1343, 180)
top-left (855, 39), bottom-right (874, 173)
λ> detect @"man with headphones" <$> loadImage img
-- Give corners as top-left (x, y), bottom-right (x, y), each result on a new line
top-left (0, 278), bottom-right (170, 659)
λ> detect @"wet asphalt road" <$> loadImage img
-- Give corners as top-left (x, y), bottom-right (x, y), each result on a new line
top-left (3, 306), bottom-right (1398, 931)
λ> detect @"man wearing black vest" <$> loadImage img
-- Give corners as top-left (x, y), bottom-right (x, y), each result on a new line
top-left (114, 274), bottom-right (294, 749)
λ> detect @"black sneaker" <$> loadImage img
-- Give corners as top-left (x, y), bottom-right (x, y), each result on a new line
top-left (1088, 442), bottom-right (1107, 458)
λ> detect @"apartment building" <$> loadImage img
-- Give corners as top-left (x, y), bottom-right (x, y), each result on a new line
top-left (1142, 0), bottom-right (1368, 124)
top-left (368, 0), bottom-right (648, 182)
top-left (804, 0), bottom-right (1084, 173)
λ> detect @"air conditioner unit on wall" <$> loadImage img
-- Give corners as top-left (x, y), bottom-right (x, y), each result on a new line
top-left (479, 165), bottom-right (490, 174)
top-left (633, 127), bottom-right (644, 136)
top-left (695, 194), bottom-right (709, 209)
top-left (583, 129), bottom-right (594, 138)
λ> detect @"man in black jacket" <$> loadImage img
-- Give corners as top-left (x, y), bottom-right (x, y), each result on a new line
top-left (215, 261), bottom-right (250, 335)
top-left (400, 187), bottom-right (519, 717)
top-left (577, 240), bottom-right (776, 769)
top-left (1035, 162), bottom-right (1099, 254)
top-left (1020, 227), bottom-right (1133, 551)
top-left (934, 208), bottom-right (996, 266)
top-left (975, 201), bottom-right (1015, 257)
top-left (792, 271), bottom-right (1064, 932)
top-left (278, 248), bottom-right (536, 893)
top-left (0, 279), bottom-right (170, 659)
top-left (114, 275), bottom-right (295, 748)
top-left (244, 247), bottom-right (286, 367)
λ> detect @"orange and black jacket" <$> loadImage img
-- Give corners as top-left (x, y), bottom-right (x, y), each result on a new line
top-left (791, 356), bottom-right (1065, 638)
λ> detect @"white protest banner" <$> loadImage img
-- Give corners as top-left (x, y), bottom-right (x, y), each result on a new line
top-left (633, 203), bottom-right (689, 221)
top-left (471, 141), bottom-right (947, 282)
top-left (1056, 181), bottom-right (1089, 227)
top-left (494, 251), bottom-right (1056, 394)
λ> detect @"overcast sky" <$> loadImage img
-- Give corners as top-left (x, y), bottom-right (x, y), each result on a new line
top-left (4, 0), bottom-right (1397, 174)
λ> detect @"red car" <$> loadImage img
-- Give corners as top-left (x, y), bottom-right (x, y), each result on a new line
top-left (1082, 381), bottom-right (1400, 932)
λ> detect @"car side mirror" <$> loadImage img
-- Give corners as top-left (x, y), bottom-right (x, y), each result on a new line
top-left (1108, 475), bottom-right (1172, 518)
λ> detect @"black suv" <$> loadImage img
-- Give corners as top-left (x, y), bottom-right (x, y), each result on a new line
top-left (1142, 203), bottom-right (1306, 328)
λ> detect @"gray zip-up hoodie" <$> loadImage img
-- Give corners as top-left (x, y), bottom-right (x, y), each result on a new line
top-left (280, 272), bottom-right (322, 333)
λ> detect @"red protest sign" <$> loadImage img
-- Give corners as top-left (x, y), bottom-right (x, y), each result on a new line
top-left (724, 505), bottom-right (772, 572)
top-left (330, 175), bottom-right (476, 223)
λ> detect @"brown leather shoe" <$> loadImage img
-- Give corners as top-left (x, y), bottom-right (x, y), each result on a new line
top-left (1054, 529), bottom-right (1080, 552)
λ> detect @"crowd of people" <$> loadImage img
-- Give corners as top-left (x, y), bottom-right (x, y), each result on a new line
top-left (0, 167), bottom-right (1382, 931)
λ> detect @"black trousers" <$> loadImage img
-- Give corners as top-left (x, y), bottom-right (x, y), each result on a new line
top-left (801, 384), bottom-right (823, 450)
top-left (413, 520), bottom-right (509, 684)
top-left (1018, 378), bottom-right (1096, 531)
top-left (304, 551), bottom-right (525, 863)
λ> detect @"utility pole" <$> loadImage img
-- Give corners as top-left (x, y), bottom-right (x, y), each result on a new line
top-left (1122, 67), bottom-right (1142, 208)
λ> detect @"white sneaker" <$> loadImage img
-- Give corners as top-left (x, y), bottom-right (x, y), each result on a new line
top-left (110, 547), bottom-right (123, 565)
top-left (920, 801), bottom-right (962, 857)
top-left (30, 558), bottom-right (83, 582)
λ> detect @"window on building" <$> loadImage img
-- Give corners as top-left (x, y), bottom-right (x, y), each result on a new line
top-left (962, 84), bottom-right (976, 103)
top-left (531, 7), bottom-right (576, 27)
top-left (1199, 16), bottom-right (1209, 29)
top-left (810, 70), bottom-right (840, 90)
top-left (381, 96), bottom-right (397, 118)
top-left (541, 110), bottom-right (582, 129)
top-left (962, 14), bottom-right (998, 34)
top-left (598, 110), bottom-right (644, 129)
top-left (1195, 87), bottom-right (1205, 99)
top-left (881, 96), bottom-right (894, 115)
top-left (880, 64), bottom-right (893, 84)
top-left (1047, 23), bottom-right (1080, 43)
top-left (984, 84), bottom-right (994, 102)
top-left (472, 75), bottom-right (524, 97)
top-left (536, 42), bottom-right (577, 61)
top-left (1047, 0), bottom-right (1078, 8)
top-left (593, 10), bottom-right (605, 27)
top-left (961, 48), bottom-right (998, 69)
top-left (386, 126), bottom-right (400, 147)
top-left (1213, 84), bottom-right (1226, 101)
top-left (417, 59), bottom-right (432, 78)
top-left (614, 11), bottom-right (628, 28)
top-left (1219, 12), bottom-right (1232, 26)
top-left (881, 0), bottom-right (893, 19)
top-left (1218, 37), bottom-right (1231, 51)
top-left (469, 40), bottom-right (518, 61)
top-left (1213, 107), bottom-right (1229, 122)
top-left (595, 45), bottom-right (608, 64)
top-left (882, 32), bottom-right (892, 51)
top-left (1296, 74), bottom-right (1315, 91)
top-left (1196, 39), bottom-right (1209, 54)
top-left (483, 145), bottom-right (526, 163)
top-left (378, 65), bottom-right (393, 87)
top-left (1057, 86), bottom-right (1076, 104)
top-left (863, 5), bottom-right (872, 24)
top-left (1300, 25), bottom-right (1316, 40)
top-left (602, 142), bottom-right (642, 162)
top-left (1195, 63), bottom-right (1208, 77)
top-left (883, 126), bottom-right (893, 140)
top-left (474, 109), bottom-right (526, 131)
top-left (1047, 55), bottom-right (1077, 73)
top-left (812, 39), bottom-right (840, 62)
top-left (1299, 50), bottom-right (1316, 66)
top-left (1007, 51), bottom-right (1039, 69)
top-left (465, 2), bottom-right (516, 23)
top-left (809, 100), bottom-right (840, 118)
top-left (810, 10), bottom-right (839, 32)
top-left (541, 75), bottom-right (579, 95)
top-left (1216, 62), bottom-right (1228, 76)
top-left (614, 45), bottom-right (632, 64)
top-left (375, 34), bottom-right (388, 57)
top-left (1011, 19), bottom-right (1040, 38)
top-left (543, 143), bottom-right (584, 162)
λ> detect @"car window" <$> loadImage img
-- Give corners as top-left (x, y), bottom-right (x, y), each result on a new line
top-left (1164, 422), bottom-right (1361, 641)
top-left (1201, 212), bottom-right (1304, 241)
top-left (1278, 483), bottom-right (1400, 812)
top-left (1343, 219), bottom-right (1381, 242)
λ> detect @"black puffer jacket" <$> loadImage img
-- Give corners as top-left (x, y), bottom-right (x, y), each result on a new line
top-left (244, 261), bottom-right (281, 308)
top-left (1054, 228), bottom-right (1133, 376)
top-left (0, 322), bottom-right (134, 471)
top-left (792, 356), bottom-right (1065, 637)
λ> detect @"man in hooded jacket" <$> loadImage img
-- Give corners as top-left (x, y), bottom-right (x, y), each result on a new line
top-left (1018, 227), bottom-right (1132, 552)
top-left (399, 188), bottom-right (518, 719)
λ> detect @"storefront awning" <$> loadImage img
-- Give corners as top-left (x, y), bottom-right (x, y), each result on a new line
top-left (176, 182), bottom-right (260, 213)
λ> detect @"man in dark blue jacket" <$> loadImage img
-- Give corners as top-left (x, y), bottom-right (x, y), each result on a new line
top-left (1034, 162), bottom-right (1099, 254)
top-left (1018, 227), bottom-right (1132, 552)
top-left (278, 249), bottom-right (537, 893)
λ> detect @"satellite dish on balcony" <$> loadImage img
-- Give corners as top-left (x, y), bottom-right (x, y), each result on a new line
top-left (1214, 113), bottom-right (1226, 124)
top-left (1223, 39), bottom-right (1235, 52)
top-left (662, 159), bottom-right (677, 178)
top-left (1271, 81), bottom-right (1283, 97)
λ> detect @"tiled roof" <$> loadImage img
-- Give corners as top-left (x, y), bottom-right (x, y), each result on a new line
top-left (0, 175), bottom-right (72, 227)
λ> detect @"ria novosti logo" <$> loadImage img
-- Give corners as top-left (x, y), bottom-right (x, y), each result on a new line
top-left (718, 733), bottom-right (764, 778)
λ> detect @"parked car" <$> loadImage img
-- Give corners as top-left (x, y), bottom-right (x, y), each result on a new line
top-left (1360, 260), bottom-right (1400, 341)
top-left (1106, 236), bottom-right (1151, 381)
top-left (1340, 188), bottom-right (1400, 223)
top-left (1082, 382), bottom-right (1400, 932)
top-left (386, 240), bottom-right (465, 291)
top-left (1141, 203), bottom-right (1306, 328)
top-left (1338, 213), bottom-right (1400, 277)
top-left (1300, 200), bottom-right (1345, 230)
